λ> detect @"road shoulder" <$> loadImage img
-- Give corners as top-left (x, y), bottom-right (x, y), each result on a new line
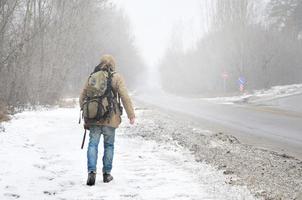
top-left (130, 106), bottom-right (302, 200)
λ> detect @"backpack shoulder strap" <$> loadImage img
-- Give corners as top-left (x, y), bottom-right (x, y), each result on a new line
top-left (109, 72), bottom-right (121, 104)
top-left (109, 71), bottom-right (116, 77)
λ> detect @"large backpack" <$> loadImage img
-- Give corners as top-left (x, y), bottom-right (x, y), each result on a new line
top-left (82, 69), bottom-right (115, 124)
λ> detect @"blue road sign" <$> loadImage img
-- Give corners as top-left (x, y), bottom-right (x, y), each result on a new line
top-left (238, 76), bottom-right (246, 85)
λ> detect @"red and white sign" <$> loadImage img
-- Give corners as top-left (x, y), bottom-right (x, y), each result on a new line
top-left (240, 84), bottom-right (244, 92)
top-left (221, 72), bottom-right (228, 79)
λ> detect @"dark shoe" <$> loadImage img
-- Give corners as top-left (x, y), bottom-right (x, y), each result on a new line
top-left (86, 171), bottom-right (96, 186)
top-left (103, 173), bottom-right (113, 183)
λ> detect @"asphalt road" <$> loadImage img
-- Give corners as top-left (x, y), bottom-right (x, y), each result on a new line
top-left (136, 92), bottom-right (302, 159)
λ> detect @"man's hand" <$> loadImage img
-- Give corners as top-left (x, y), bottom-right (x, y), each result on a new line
top-left (84, 124), bottom-right (89, 130)
top-left (129, 117), bottom-right (135, 125)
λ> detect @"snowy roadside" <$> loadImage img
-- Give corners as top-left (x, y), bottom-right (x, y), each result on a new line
top-left (129, 107), bottom-right (302, 200)
top-left (201, 84), bottom-right (302, 106)
top-left (0, 107), bottom-right (255, 200)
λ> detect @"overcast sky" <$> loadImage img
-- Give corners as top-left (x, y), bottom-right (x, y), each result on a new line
top-left (112, 0), bottom-right (208, 66)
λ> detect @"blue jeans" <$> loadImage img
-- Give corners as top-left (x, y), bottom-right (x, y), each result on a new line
top-left (87, 125), bottom-right (115, 174)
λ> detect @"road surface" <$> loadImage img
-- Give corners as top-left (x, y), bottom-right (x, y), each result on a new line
top-left (136, 92), bottom-right (302, 159)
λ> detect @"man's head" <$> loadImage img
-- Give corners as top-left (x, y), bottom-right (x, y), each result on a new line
top-left (100, 54), bottom-right (116, 71)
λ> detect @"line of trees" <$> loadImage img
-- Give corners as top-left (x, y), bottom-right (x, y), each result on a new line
top-left (0, 0), bottom-right (144, 110)
top-left (159, 0), bottom-right (302, 95)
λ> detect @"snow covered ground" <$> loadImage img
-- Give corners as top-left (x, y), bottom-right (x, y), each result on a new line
top-left (202, 84), bottom-right (302, 108)
top-left (0, 107), bottom-right (255, 200)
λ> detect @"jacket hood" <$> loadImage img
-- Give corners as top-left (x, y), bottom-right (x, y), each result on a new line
top-left (100, 54), bottom-right (116, 71)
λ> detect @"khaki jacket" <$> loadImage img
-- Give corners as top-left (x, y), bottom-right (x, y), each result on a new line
top-left (79, 72), bottom-right (135, 128)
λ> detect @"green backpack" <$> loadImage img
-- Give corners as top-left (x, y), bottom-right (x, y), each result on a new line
top-left (82, 69), bottom-right (115, 123)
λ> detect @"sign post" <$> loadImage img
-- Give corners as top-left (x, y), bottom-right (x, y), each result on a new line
top-left (221, 72), bottom-right (229, 94)
top-left (238, 76), bottom-right (246, 93)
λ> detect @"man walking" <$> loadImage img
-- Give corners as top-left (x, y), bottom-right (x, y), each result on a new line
top-left (79, 54), bottom-right (135, 185)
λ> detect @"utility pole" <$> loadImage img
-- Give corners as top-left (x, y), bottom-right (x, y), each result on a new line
top-left (221, 70), bottom-right (229, 94)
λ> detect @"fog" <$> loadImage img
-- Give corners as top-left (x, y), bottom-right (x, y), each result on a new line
top-left (2, 2), bottom-right (302, 199)
top-left (116, 0), bottom-right (302, 96)
top-left (157, 0), bottom-right (302, 96)
top-left (0, 0), bottom-right (143, 108)
top-left (1, 0), bottom-right (302, 108)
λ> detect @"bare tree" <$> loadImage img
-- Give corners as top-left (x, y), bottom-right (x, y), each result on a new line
top-left (0, 0), bottom-right (144, 110)
top-left (159, 0), bottom-right (302, 95)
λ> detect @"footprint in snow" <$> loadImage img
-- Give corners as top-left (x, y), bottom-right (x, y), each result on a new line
top-left (33, 164), bottom-right (46, 170)
top-left (49, 169), bottom-right (68, 177)
top-left (40, 154), bottom-right (61, 165)
top-left (59, 180), bottom-right (75, 188)
top-left (43, 190), bottom-right (57, 196)
top-left (0, 125), bottom-right (5, 132)
top-left (23, 143), bottom-right (35, 148)
top-left (39, 156), bottom-right (49, 160)
top-left (36, 147), bottom-right (47, 153)
top-left (5, 185), bottom-right (18, 190)
top-left (120, 193), bottom-right (139, 199)
top-left (39, 176), bottom-right (55, 181)
top-left (4, 193), bottom-right (20, 199)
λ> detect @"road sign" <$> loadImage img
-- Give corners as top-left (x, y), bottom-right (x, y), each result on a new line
top-left (222, 72), bottom-right (228, 79)
top-left (238, 76), bottom-right (246, 85)
top-left (221, 72), bottom-right (228, 93)
top-left (238, 76), bottom-right (246, 92)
